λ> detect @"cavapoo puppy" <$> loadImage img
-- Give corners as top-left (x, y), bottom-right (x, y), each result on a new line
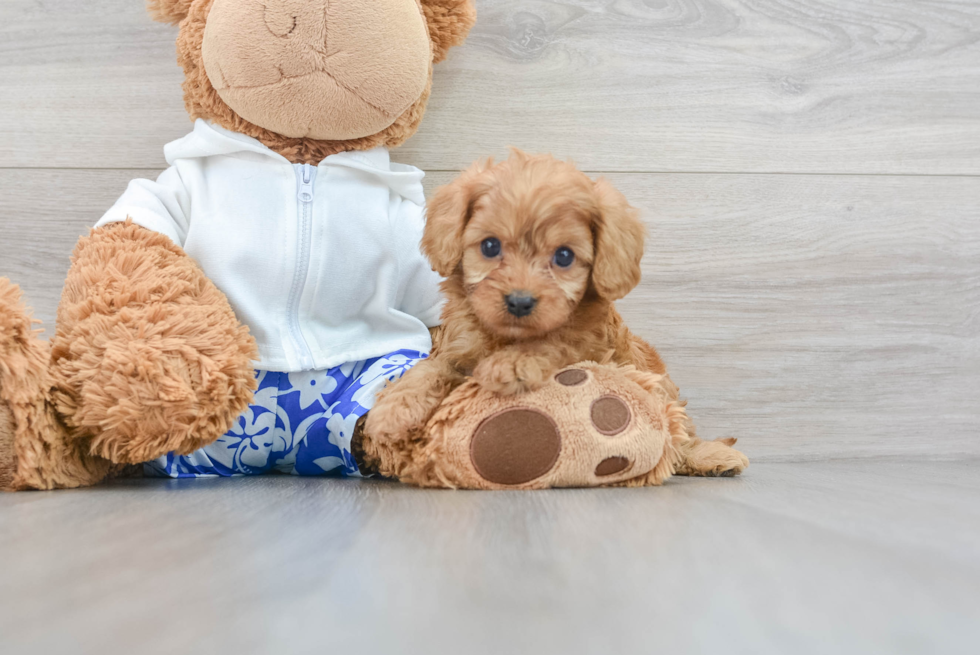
top-left (366, 149), bottom-right (747, 477)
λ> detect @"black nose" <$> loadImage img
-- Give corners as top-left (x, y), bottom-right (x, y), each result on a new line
top-left (505, 292), bottom-right (538, 317)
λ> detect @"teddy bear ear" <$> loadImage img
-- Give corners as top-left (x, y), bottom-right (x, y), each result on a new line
top-left (419, 0), bottom-right (477, 64)
top-left (147, 0), bottom-right (196, 25)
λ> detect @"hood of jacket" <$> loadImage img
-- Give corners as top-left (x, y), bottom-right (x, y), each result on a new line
top-left (164, 119), bottom-right (427, 206)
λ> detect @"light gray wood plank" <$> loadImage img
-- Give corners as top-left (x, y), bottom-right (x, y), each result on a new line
top-left (1, 461), bottom-right (978, 655)
top-left (0, 169), bottom-right (141, 330)
top-left (432, 170), bottom-right (980, 460)
top-left (1, 169), bottom-right (977, 461)
top-left (1, 0), bottom-right (979, 173)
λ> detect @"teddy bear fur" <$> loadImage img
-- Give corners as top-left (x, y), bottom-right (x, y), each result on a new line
top-left (361, 362), bottom-right (689, 489)
top-left (0, 222), bottom-right (256, 490)
top-left (0, 0), bottom-right (477, 491)
top-left (0, 278), bottom-right (110, 491)
top-left (171, 0), bottom-right (475, 163)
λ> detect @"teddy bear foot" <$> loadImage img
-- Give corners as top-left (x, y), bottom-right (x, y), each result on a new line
top-left (368, 362), bottom-right (683, 490)
top-left (0, 278), bottom-right (112, 491)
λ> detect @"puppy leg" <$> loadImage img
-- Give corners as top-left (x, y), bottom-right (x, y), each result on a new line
top-left (472, 347), bottom-right (558, 396)
top-left (674, 436), bottom-right (749, 477)
top-left (646, 373), bottom-right (748, 477)
top-left (365, 357), bottom-right (460, 443)
top-left (665, 400), bottom-right (748, 477)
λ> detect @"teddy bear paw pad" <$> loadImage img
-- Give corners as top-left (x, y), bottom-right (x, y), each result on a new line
top-left (470, 408), bottom-right (561, 485)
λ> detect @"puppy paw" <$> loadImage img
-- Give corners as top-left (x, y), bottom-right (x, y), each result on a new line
top-left (676, 437), bottom-right (749, 477)
top-left (365, 390), bottom-right (429, 444)
top-left (473, 351), bottom-right (555, 396)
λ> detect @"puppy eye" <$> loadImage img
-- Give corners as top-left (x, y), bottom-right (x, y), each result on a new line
top-left (553, 246), bottom-right (575, 268)
top-left (481, 237), bottom-right (502, 259)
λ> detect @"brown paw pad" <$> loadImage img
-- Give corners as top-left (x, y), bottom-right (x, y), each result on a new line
top-left (555, 369), bottom-right (588, 387)
top-left (595, 456), bottom-right (630, 477)
top-left (590, 395), bottom-right (631, 436)
top-left (470, 408), bottom-right (561, 485)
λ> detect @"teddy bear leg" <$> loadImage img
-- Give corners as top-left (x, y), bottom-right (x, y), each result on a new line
top-left (373, 363), bottom-right (682, 489)
top-left (48, 223), bottom-right (258, 465)
top-left (0, 279), bottom-right (112, 491)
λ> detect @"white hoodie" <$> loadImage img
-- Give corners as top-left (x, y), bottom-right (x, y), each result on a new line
top-left (96, 119), bottom-right (443, 372)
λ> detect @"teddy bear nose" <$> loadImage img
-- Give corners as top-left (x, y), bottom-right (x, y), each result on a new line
top-left (505, 292), bottom-right (538, 317)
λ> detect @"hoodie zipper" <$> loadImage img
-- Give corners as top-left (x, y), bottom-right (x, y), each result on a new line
top-left (287, 163), bottom-right (317, 370)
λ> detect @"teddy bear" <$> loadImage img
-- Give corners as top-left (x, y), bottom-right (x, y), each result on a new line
top-left (0, 0), bottom-right (477, 490)
top-left (0, 0), bottom-right (746, 492)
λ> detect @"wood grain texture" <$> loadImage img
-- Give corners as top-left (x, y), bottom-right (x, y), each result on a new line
top-left (2, 3), bottom-right (978, 651)
top-left (1, 0), bottom-right (979, 173)
top-left (2, 169), bottom-right (977, 461)
top-left (1, 461), bottom-right (979, 655)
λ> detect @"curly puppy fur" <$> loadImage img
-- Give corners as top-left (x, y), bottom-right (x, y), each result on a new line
top-left (0, 279), bottom-right (111, 490)
top-left (155, 0), bottom-right (476, 164)
top-left (366, 150), bottom-right (748, 478)
top-left (48, 221), bottom-right (259, 465)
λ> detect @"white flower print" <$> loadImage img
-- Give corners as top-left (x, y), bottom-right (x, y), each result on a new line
top-left (287, 370), bottom-right (339, 410)
top-left (350, 353), bottom-right (417, 409)
top-left (312, 456), bottom-right (345, 473)
top-left (219, 403), bottom-right (278, 471)
top-left (145, 351), bottom-right (427, 478)
top-left (326, 409), bottom-right (361, 452)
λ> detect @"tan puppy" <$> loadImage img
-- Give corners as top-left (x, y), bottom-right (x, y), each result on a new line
top-left (367, 150), bottom-right (747, 477)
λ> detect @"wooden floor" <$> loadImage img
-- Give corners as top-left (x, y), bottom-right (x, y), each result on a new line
top-left (2, 461), bottom-right (979, 654)
top-left (1, 1), bottom-right (979, 652)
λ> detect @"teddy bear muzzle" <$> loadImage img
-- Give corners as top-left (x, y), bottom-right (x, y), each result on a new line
top-left (201, 0), bottom-right (432, 140)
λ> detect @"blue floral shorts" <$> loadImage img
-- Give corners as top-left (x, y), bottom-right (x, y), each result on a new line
top-left (144, 349), bottom-right (426, 479)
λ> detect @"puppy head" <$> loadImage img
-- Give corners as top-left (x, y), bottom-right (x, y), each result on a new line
top-left (423, 149), bottom-right (645, 340)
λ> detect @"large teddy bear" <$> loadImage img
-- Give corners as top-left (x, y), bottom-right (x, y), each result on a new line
top-left (0, 0), bottom-right (744, 492)
top-left (0, 0), bottom-right (476, 490)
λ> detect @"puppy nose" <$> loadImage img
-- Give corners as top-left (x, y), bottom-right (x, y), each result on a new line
top-left (505, 292), bottom-right (538, 317)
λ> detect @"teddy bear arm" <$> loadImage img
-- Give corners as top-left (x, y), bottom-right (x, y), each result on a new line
top-left (49, 222), bottom-right (258, 465)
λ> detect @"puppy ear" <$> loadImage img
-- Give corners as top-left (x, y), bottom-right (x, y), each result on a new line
top-left (422, 160), bottom-right (491, 277)
top-left (148, 0), bottom-right (195, 25)
top-left (591, 178), bottom-right (645, 301)
top-left (419, 0), bottom-right (477, 64)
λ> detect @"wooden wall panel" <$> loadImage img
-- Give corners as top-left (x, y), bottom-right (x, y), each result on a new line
top-left (3, 169), bottom-right (976, 460)
top-left (1, 0), bottom-right (978, 173)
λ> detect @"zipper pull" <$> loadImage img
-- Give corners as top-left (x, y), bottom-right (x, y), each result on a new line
top-left (297, 164), bottom-right (315, 203)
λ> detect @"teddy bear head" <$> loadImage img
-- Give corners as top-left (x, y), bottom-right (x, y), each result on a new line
top-left (149, 0), bottom-right (476, 162)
